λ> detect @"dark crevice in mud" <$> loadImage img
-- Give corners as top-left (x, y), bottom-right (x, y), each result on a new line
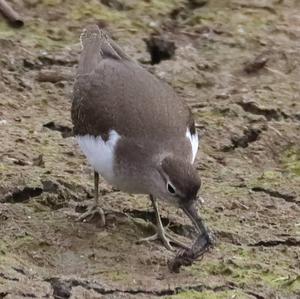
top-left (100, 0), bottom-right (130, 10)
top-left (38, 55), bottom-right (77, 67)
top-left (0, 272), bottom-right (19, 281)
top-left (294, 113), bottom-right (300, 121)
top-left (2, 180), bottom-right (70, 205)
top-left (243, 52), bottom-right (270, 74)
top-left (188, 0), bottom-right (208, 9)
top-left (2, 180), bottom-right (88, 207)
top-left (251, 187), bottom-right (298, 204)
top-left (2, 187), bottom-right (43, 203)
top-left (145, 35), bottom-right (176, 65)
top-left (48, 278), bottom-right (71, 299)
top-left (42, 180), bottom-right (60, 193)
top-left (11, 267), bottom-right (26, 275)
top-left (249, 238), bottom-right (300, 247)
top-left (222, 127), bottom-right (262, 151)
top-left (246, 291), bottom-right (266, 299)
top-left (47, 277), bottom-right (237, 297)
top-left (23, 58), bottom-right (43, 70)
top-left (20, 294), bottom-right (36, 298)
top-left (0, 276), bottom-right (36, 298)
top-left (43, 121), bottom-right (73, 138)
top-left (237, 101), bottom-right (288, 121)
top-left (170, 0), bottom-right (208, 22)
top-left (25, 55), bottom-right (76, 70)
top-left (0, 292), bottom-right (33, 298)
top-left (215, 230), bottom-right (243, 246)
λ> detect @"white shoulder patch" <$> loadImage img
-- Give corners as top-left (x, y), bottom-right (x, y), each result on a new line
top-left (186, 128), bottom-right (199, 163)
top-left (77, 130), bottom-right (120, 182)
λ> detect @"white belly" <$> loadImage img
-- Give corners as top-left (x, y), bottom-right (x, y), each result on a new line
top-left (77, 130), bottom-right (120, 183)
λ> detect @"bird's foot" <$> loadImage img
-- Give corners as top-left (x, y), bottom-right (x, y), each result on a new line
top-left (207, 230), bottom-right (217, 247)
top-left (137, 224), bottom-right (189, 251)
top-left (77, 204), bottom-right (105, 226)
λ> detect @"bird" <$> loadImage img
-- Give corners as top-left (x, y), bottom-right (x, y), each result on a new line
top-left (71, 25), bottom-right (213, 250)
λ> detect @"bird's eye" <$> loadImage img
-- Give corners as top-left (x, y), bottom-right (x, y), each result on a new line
top-left (167, 183), bottom-right (176, 195)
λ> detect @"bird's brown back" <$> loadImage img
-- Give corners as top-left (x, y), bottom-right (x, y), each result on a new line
top-left (72, 25), bottom-right (194, 143)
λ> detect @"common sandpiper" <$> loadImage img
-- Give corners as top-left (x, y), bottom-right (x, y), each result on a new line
top-left (71, 25), bottom-right (213, 251)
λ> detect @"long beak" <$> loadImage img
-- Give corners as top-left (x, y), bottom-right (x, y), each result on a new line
top-left (181, 201), bottom-right (209, 237)
top-left (179, 201), bottom-right (215, 266)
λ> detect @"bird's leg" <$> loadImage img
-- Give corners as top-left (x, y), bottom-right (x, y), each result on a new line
top-left (77, 171), bottom-right (105, 226)
top-left (137, 195), bottom-right (189, 251)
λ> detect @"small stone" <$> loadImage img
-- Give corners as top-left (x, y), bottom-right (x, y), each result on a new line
top-left (189, 0), bottom-right (208, 8)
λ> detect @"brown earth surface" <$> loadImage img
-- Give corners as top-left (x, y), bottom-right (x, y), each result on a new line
top-left (0, 0), bottom-right (300, 298)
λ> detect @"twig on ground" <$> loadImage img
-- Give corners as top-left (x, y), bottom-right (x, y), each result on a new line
top-left (0, 0), bottom-right (24, 28)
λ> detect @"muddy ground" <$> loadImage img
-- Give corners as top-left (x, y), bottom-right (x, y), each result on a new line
top-left (0, 0), bottom-right (300, 298)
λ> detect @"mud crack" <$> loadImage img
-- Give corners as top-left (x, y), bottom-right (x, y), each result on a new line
top-left (2, 187), bottom-right (43, 203)
top-left (237, 101), bottom-right (287, 121)
top-left (43, 121), bottom-right (73, 138)
top-left (100, 0), bottom-right (130, 10)
top-left (249, 238), bottom-right (300, 247)
top-left (2, 180), bottom-right (81, 206)
top-left (38, 54), bottom-right (77, 67)
top-left (245, 291), bottom-right (266, 299)
top-left (251, 187), bottom-right (298, 204)
top-left (222, 127), bottom-right (262, 151)
top-left (0, 291), bottom-right (35, 298)
top-left (145, 35), bottom-right (176, 65)
top-left (244, 52), bottom-right (269, 74)
top-left (47, 277), bottom-right (238, 298)
top-left (48, 278), bottom-right (72, 299)
top-left (0, 272), bottom-right (19, 282)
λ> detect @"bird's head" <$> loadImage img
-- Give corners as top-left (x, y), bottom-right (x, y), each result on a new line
top-left (150, 155), bottom-right (207, 234)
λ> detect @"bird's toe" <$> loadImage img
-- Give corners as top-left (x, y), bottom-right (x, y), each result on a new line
top-left (77, 205), bottom-right (106, 227)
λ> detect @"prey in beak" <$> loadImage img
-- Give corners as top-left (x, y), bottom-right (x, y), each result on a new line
top-left (181, 200), bottom-right (213, 245)
top-left (168, 199), bottom-right (215, 273)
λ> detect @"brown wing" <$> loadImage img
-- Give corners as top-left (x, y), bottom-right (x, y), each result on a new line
top-left (72, 26), bottom-right (194, 142)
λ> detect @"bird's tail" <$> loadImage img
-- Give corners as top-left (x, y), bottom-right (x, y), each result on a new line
top-left (78, 25), bottom-right (131, 75)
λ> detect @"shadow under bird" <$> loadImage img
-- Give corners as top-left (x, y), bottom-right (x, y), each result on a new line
top-left (71, 25), bottom-right (214, 252)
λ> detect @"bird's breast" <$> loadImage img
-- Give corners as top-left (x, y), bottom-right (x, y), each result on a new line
top-left (76, 131), bottom-right (148, 193)
top-left (76, 130), bottom-right (120, 184)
